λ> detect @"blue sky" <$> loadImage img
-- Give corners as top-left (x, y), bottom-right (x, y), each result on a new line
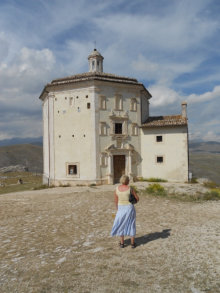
top-left (0, 0), bottom-right (220, 141)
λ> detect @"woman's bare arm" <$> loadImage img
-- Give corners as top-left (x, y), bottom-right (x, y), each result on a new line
top-left (132, 189), bottom-right (139, 202)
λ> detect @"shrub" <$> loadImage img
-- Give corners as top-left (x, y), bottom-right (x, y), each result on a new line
top-left (190, 177), bottom-right (198, 184)
top-left (203, 189), bottom-right (220, 200)
top-left (203, 181), bottom-right (218, 189)
top-left (146, 178), bottom-right (167, 182)
top-left (59, 183), bottom-right (71, 187)
top-left (145, 183), bottom-right (167, 196)
top-left (137, 177), bottom-right (167, 182)
top-left (33, 184), bottom-right (49, 190)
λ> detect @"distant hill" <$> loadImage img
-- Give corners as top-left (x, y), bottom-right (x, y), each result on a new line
top-left (0, 137), bottom-right (42, 147)
top-left (189, 141), bottom-right (220, 154)
top-left (189, 141), bottom-right (220, 184)
top-left (0, 140), bottom-right (219, 183)
top-left (0, 144), bottom-right (43, 173)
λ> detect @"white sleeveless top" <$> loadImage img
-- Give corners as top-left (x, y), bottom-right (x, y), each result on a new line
top-left (116, 186), bottom-right (131, 205)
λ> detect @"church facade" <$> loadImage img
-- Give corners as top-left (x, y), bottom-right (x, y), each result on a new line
top-left (39, 49), bottom-right (189, 185)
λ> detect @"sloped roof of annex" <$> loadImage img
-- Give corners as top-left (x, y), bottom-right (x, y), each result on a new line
top-left (141, 115), bottom-right (188, 128)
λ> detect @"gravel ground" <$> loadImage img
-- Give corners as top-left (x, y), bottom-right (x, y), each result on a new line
top-left (0, 184), bottom-right (219, 293)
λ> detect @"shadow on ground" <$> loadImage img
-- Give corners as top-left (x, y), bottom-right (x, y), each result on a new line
top-left (124, 229), bottom-right (171, 247)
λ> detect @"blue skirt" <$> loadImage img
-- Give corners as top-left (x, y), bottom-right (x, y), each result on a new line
top-left (111, 204), bottom-right (136, 237)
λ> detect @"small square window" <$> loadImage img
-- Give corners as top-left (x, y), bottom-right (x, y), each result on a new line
top-left (68, 165), bottom-right (77, 175)
top-left (157, 156), bottom-right (163, 163)
top-left (115, 123), bottom-right (122, 134)
top-left (156, 135), bottom-right (163, 142)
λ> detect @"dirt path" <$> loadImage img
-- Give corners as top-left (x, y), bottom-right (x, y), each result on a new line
top-left (0, 186), bottom-right (219, 293)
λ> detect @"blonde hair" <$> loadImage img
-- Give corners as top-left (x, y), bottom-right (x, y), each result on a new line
top-left (120, 175), bottom-right (129, 185)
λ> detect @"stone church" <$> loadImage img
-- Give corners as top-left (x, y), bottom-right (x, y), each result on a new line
top-left (39, 49), bottom-right (189, 185)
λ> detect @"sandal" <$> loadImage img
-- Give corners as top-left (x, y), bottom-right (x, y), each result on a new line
top-left (119, 242), bottom-right (124, 248)
top-left (131, 243), bottom-right (136, 249)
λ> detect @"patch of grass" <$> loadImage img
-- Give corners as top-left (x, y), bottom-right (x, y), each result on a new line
top-left (137, 177), bottom-right (167, 182)
top-left (59, 183), bottom-right (71, 187)
top-left (203, 189), bottom-right (220, 200)
top-left (0, 182), bottom-right (41, 194)
top-left (33, 184), bottom-right (49, 190)
top-left (0, 172), bottom-right (42, 194)
top-left (89, 183), bottom-right (97, 187)
top-left (145, 183), bottom-right (167, 196)
top-left (203, 181), bottom-right (218, 189)
top-left (190, 177), bottom-right (198, 183)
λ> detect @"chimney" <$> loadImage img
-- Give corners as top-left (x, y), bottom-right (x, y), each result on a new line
top-left (181, 101), bottom-right (187, 118)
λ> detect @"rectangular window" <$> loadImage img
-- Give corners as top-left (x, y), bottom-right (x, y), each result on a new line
top-left (131, 124), bottom-right (138, 136)
top-left (100, 122), bottom-right (107, 135)
top-left (115, 95), bottom-right (123, 111)
top-left (115, 123), bottom-right (122, 134)
top-left (157, 156), bottom-right (163, 163)
top-left (156, 135), bottom-right (163, 142)
top-left (68, 165), bottom-right (77, 175)
top-left (100, 96), bottom-right (106, 110)
top-left (130, 98), bottom-right (137, 111)
top-left (87, 103), bottom-right (91, 109)
top-left (66, 162), bottom-right (79, 177)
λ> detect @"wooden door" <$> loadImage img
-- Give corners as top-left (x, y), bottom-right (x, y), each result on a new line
top-left (113, 155), bottom-right (125, 184)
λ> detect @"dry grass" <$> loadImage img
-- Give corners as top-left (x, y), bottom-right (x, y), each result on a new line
top-left (0, 187), bottom-right (219, 293)
top-left (0, 172), bottom-right (42, 195)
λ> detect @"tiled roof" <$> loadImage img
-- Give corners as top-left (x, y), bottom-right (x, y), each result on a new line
top-left (51, 72), bottom-right (140, 85)
top-left (39, 72), bottom-right (151, 100)
top-left (141, 115), bottom-right (187, 127)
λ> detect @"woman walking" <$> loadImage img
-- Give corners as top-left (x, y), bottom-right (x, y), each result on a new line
top-left (111, 175), bottom-right (139, 248)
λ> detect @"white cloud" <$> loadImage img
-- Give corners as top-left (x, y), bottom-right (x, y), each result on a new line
top-left (187, 85), bottom-right (220, 103)
top-left (0, 47), bottom-right (56, 138)
top-left (0, 47), bottom-right (56, 101)
top-left (148, 85), bottom-right (181, 107)
top-left (0, 0), bottom-right (219, 142)
top-left (94, 0), bottom-right (218, 52)
top-left (132, 54), bottom-right (202, 84)
top-left (202, 130), bottom-right (220, 142)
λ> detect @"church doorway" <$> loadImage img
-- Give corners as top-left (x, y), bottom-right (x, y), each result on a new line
top-left (113, 155), bottom-right (125, 184)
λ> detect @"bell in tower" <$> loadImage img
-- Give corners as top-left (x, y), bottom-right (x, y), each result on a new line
top-left (88, 48), bottom-right (104, 73)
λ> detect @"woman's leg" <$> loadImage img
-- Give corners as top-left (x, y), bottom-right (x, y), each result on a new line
top-left (120, 236), bottom-right (124, 244)
top-left (131, 236), bottom-right (135, 245)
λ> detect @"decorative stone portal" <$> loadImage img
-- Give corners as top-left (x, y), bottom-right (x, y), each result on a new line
top-left (113, 155), bottom-right (125, 183)
top-left (105, 143), bottom-right (135, 184)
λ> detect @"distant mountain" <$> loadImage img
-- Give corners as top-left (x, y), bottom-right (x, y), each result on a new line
top-left (0, 137), bottom-right (43, 147)
top-left (0, 144), bottom-right (43, 173)
top-left (189, 141), bottom-right (220, 184)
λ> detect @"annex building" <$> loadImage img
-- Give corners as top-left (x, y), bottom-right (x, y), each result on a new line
top-left (39, 49), bottom-right (189, 185)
